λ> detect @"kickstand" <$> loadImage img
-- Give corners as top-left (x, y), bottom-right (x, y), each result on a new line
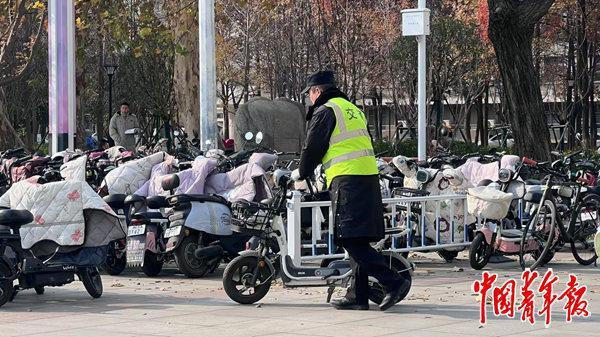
top-left (326, 286), bottom-right (335, 303)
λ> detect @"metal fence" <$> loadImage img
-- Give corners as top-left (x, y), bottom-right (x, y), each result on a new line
top-left (285, 191), bottom-right (473, 265)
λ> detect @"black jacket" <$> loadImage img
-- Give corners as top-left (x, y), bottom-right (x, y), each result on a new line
top-left (298, 88), bottom-right (384, 241)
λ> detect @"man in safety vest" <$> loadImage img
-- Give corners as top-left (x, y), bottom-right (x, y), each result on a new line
top-left (294, 70), bottom-right (409, 311)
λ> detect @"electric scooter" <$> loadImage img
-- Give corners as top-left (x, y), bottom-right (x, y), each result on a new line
top-left (221, 169), bottom-right (413, 305)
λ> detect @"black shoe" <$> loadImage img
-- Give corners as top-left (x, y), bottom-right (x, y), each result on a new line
top-left (379, 280), bottom-right (409, 311)
top-left (331, 298), bottom-right (369, 310)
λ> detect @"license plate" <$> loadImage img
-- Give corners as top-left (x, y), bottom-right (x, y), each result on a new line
top-left (128, 225), bottom-right (146, 236)
top-left (127, 237), bottom-right (145, 264)
top-left (164, 225), bottom-right (182, 238)
top-left (581, 211), bottom-right (597, 222)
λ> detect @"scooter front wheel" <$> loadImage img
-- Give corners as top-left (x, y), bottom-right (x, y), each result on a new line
top-left (0, 262), bottom-right (14, 307)
top-left (79, 267), bottom-right (103, 299)
top-left (469, 233), bottom-right (492, 270)
top-left (223, 255), bottom-right (272, 304)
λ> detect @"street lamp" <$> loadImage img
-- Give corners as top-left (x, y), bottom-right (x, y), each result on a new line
top-left (104, 63), bottom-right (118, 121)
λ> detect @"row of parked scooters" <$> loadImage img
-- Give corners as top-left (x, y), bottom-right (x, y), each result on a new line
top-left (1, 133), bottom-right (599, 308)
top-left (377, 149), bottom-right (600, 272)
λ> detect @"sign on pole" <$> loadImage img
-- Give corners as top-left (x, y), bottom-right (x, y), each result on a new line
top-left (402, 4), bottom-right (430, 161)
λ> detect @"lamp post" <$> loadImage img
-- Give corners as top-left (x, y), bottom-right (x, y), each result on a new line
top-left (104, 63), bottom-right (118, 121)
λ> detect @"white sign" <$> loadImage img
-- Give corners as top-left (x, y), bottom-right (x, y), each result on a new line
top-left (402, 8), bottom-right (431, 36)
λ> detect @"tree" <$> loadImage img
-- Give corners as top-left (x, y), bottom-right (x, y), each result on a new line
top-left (487, 0), bottom-right (555, 159)
top-left (0, 0), bottom-right (45, 149)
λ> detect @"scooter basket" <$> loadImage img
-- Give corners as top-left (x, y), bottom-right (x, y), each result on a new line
top-left (230, 200), bottom-right (273, 234)
top-left (467, 186), bottom-right (513, 220)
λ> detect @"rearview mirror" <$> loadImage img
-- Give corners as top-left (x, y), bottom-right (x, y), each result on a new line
top-left (255, 131), bottom-right (264, 144)
top-left (244, 132), bottom-right (254, 141)
top-left (173, 130), bottom-right (180, 137)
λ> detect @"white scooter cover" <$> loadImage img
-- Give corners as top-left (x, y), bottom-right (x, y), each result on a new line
top-left (459, 155), bottom-right (520, 186)
top-left (102, 152), bottom-right (166, 195)
top-left (60, 155), bottom-right (87, 182)
top-left (0, 178), bottom-right (125, 249)
top-left (393, 156), bottom-right (475, 248)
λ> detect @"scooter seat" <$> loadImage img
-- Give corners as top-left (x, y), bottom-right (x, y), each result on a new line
top-left (132, 212), bottom-right (164, 221)
top-left (103, 194), bottom-right (127, 210)
top-left (501, 229), bottom-right (523, 239)
top-left (0, 209), bottom-right (33, 228)
top-left (147, 195), bottom-right (169, 209)
top-left (168, 194), bottom-right (229, 206)
top-left (124, 194), bottom-right (146, 205)
top-left (523, 191), bottom-right (543, 204)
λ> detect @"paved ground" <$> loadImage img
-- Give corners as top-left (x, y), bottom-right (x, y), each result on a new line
top-left (1, 251), bottom-right (598, 337)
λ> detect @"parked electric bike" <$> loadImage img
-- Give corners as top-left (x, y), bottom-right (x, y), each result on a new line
top-left (101, 194), bottom-right (130, 275)
top-left (467, 158), bottom-right (554, 270)
top-left (0, 209), bottom-right (103, 307)
top-left (123, 194), bottom-right (171, 277)
top-left (160, 174), bottom-right (254, 278)
top-left (221, 169), bottom-right (413, 305)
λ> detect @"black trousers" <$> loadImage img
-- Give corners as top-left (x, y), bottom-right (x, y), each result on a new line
top-left (339, 238), bottom-right (403, 305)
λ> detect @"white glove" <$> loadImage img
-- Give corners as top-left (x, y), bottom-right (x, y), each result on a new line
top-left (291, 169), bottom-right (302, 182)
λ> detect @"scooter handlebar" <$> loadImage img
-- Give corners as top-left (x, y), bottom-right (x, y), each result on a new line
top-left (522, 157), bottom-right (537, 167)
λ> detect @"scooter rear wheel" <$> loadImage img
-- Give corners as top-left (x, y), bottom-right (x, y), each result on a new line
top-left (368, 254), bottom-right (412, 305)
top-left (174, 235), bottom-right (211, 278)
top-left (223, 255), bottom-right (272, 304)
top-left (0, 263), bottom-right (14, 307)
top-left (142, 251), bottom-right (164, 277)
top-left (102, 245), bottom-right (127, 276)
top-left (79, 267), bottom-right (103, 299)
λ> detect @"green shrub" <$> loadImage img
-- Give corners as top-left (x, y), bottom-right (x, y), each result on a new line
top-left (373, 139), bottom-right (512, 158)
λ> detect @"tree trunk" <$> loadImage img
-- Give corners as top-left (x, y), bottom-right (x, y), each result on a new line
top-left (169, 7), bottom-right (200, 138)
top-left (465, 103), bottom-right (473, 144)
top-left (567, 27), bottom-right (575, 148)
top-left (488, 0), bottom-right (554, 159)
top-left (476, 94), bottom-right (484, 146)
top-left (576, 0), bottom-right (592, 149)
top-left (96, 40), bottom-right (106, 140)
top-left (0, 89), bottom-right (25, 149)
top-left (482, 83), bottom-right (489, 147)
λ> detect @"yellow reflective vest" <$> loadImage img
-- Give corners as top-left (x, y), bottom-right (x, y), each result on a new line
top-left (321, 97), bottom-right (379, 187)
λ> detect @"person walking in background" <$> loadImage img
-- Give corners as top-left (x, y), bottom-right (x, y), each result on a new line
top-left (109, 102), bottom-right (139, 151)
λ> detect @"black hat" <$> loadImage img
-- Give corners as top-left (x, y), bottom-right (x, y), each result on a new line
top-left (301, 70), bottom-right (336, 95)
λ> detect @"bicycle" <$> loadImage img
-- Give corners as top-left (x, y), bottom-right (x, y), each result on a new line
top-left (518, 157), bottom-right (599, 269)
